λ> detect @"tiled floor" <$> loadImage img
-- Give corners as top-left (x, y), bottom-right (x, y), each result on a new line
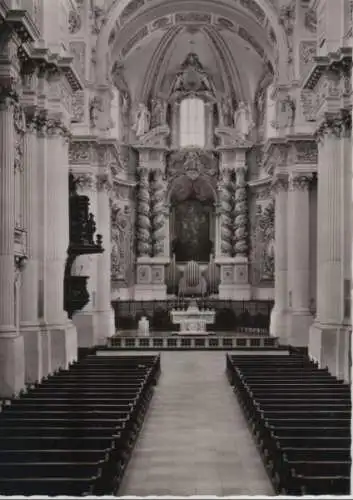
top-left (118, 351), bottom-right (274, 496)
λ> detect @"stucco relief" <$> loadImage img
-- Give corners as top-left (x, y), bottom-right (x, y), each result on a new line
top-left (250, 200), bottom-right (274, 284)
top-left (111, 203), bottom-right (134, 285)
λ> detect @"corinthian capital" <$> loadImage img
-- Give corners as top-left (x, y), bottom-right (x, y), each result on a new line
top-left (96, 172), bottom-right (112, 192)
top-left (271, 174), bottom-right (289, 194)
top-left (289, 173), bottom-right (313, 191)
top-left (70, 172), bottom-right (96, 192)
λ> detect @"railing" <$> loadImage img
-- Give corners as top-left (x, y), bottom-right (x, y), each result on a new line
top-left (108, 335), bottom-right (279, 350)
top-left (112, 299), bottom-right (274, 332)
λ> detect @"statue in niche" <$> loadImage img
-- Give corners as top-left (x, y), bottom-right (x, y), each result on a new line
top-left (172, 52), bottom-right (212, 93)
top-left (132, 103), bottom-right (150, 137)
top-left (121, 90), bottom-right (130, 116)
top-left (285, 96), bottom-right (296, 127)
top-left (172, 199), bottom-right (213, 263)
top-left (89, 96), bottom-right (103, 127)
top-left (151, 97), bottom-right (166, 128)
top-left (219, 96), bottom-right (233, 127)
top-left (233, 102), bottom-right (254, 138)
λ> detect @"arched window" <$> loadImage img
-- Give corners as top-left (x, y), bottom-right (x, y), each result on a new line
top-left (179, 97), bottom-right (205, 148)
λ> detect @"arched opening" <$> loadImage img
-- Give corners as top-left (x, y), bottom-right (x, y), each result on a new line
top-left (179, 97), bottom-right (206, 148)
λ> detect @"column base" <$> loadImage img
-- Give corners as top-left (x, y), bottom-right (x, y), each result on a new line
top-left (270, 306), bottom-right (289, 342)
top-left (72, 311), bottom-right (99, 348)
top-left (39, 322), bottom-right (52, 378)
top-left (218, 284), bottom-right (251, 300)
top-left (0, 333), bottom-right (25, 398)
top-left (20, 322), bottom-right (43, 384)
top-left (287, 310), bottom-right (314, 347)
top-left (49, 321), bottom-right (78, 372)
top-left (95, 308), bottom-right (115, 345)
top-left (309, 321), bottom-right (351, 382)
top-left (134, 284), bottom-right (167, 301)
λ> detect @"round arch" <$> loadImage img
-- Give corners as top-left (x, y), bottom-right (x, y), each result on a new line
top-left (95, 0), bottom-right (289, 86)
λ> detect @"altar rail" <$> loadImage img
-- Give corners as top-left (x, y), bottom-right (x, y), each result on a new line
top-left (108, 335), bottom-right (279, 350)
top-left (112, 299), bottom-right (273, 332)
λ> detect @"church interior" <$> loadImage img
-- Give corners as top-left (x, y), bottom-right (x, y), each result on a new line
top-left (0, 0), bottom-right (351, 496)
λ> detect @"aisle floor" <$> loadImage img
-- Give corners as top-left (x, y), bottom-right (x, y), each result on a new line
top-left (118, 351), bottom-right (274, 496)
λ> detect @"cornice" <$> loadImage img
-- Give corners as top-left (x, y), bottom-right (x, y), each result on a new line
top-left (2, 7), bottom-right (40, 44)
top-left (303, 47), bottom-right (352, 91)
top-left (248, 175), bottom-right (272, 188)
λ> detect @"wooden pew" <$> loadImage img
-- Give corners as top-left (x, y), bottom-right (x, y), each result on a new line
top-left (0, 477), bottom-right (96, 496)
top-left (0, 449), bottom-right (110, 463)
top-left (0, 435), bottom-right (122, 450)
top-left (0, 462), bottom-right (104, 478)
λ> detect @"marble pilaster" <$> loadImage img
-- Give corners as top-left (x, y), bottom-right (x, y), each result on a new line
top-left (20, 107), bottom-right (43, 384)
top-left (287, 173), bottom-right (313, 346)
top-left (45, 118), bottom-right (77, 372)
top-left (0, 90), bottom-right (25, 396)
top-left (309, 116), bottom-right (350, 380)
top-left (270, 175), bottom-right (289, 341)
top-left (96, 173), bottom-right (115, 343)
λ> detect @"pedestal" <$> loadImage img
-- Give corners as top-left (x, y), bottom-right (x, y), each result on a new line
top-left (135, 257), bottom-right (169, 300)
top-left (216, 257), bottom-right (251, 300)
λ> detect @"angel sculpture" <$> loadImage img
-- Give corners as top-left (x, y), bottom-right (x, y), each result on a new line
top-left (132, 103), bottom-right (150, 137)
top-left (233, 102), bottom-right (254, 138)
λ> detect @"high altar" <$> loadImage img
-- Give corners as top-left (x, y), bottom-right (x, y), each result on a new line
top-left (111, 52), bottom-right (272, 302)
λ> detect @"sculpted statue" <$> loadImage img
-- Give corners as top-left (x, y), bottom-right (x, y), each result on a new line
top-left (121, 91), bottom-right (130, 116)
top-left (233, 101), bottom-right (254, 138)
top-left (151, 97), bottom-right (166, 128)
top-left (173, 73), bottom-right (184, 92)
top-left (89, 96), bottom-right (103, 128)
top-left (132, 103), bottom-right (150, 137)
top-left (219, 96), bottom-right (232, 127)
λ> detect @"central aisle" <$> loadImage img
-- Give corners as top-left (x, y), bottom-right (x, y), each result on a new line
top-left (118, 351), bottom-right (274, 496)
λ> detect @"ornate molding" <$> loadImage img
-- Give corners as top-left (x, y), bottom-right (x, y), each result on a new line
top-left (70, 172), bottom-right (96, 192)
top-left (289, 174), bottom-right (313, 191)
top-left (271, 174), bottom-right (289, 194)
top-left (215, 127), bottom-right (254, 149)
top-left (96, 172), bottom-right (112, 192)
top-left (316, 110), bottom-right (352, 140)
top-left (167, 149), bottom-right (218, 182)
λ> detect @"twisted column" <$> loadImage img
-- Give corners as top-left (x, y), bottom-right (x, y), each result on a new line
top-left (233, 167), bottom-right (248, 256)
top-left (151, 168), bottom-right (166, 256)
top-left (44, 117), bottom-right (77, 373)
top-left (218, 168), bottom-right (233, 256)
top-left (137, 167), bottom-right (152, 256)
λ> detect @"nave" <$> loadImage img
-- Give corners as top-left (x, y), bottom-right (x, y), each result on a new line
top-left (0, 347), bottom-right (351, 496)
top-left (118, 351), bottom-right (273, 496)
